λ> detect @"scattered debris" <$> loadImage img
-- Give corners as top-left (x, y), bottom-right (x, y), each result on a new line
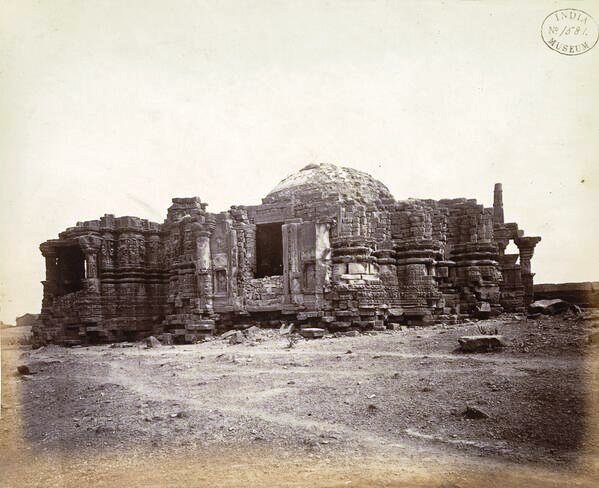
top-left (170, 411), bottom-right (188, 419)
top-left (145, 336), bottom-right (162, 348)
top-left (477, 325), bottom-right (499, 336)
top-left (334, 330), bottom-right (360, 337)
top-left (110, 342), bottom-right (134, 349)
top-left (160, 333), bottom-right (173, 345)
top-left (244, 326), bottom-right (261, 339)
top-left (228, 331), bottom-right (245, 345)
top-left (220, 330), bottom-right (238, 340)
top-left (279, 323), bottom-right (295, 335)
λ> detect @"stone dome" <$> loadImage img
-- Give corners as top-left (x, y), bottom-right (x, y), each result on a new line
top-left (263, 163), bottom-right (394, 205)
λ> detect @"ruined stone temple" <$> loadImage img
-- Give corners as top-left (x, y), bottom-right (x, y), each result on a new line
top-left (35, 163), bottom-right (541, 345)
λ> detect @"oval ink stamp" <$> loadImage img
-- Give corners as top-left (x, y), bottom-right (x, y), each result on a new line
top-left (541, 8), bottom-right (598, 55)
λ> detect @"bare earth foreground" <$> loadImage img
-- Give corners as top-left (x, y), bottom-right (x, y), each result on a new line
top-left (2, 315), bottom-right (598, 487)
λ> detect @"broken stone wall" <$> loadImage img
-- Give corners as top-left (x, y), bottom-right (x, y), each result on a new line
top-left (533, 282), bottom-right (599, 308)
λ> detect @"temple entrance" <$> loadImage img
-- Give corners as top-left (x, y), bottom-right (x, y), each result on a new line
top-left (56, 245), bottom-right (85, 295)
top-left (255, 222), bottom-right (283, 278)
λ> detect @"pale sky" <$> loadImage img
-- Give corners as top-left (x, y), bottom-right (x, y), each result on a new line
top-left (0, 1), bottom-right (598, 323)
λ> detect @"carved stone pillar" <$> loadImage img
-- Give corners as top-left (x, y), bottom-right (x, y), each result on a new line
top-left (449, 241), bottom-right (502, 314)
top-left (78, 236), bottom-right (102, 277)
top-left (493, 183), bottom-right (504, 225)
top-left (83, 250), bottom-right (98, 278)
top-left (515, 236), bottom-right (541, 306)
top-left (314, 221), bottom-right (332, 307)
top-left (373, 245), bottom-right (399, 317)
top-left (195, 230), bottom-right (213, 313)
top-left (76, 237), bottom-right (103, 315)
top-left (40, 243), bottom-right (58, 309)
top-left (331, 236), bottom-right (378, 283)
top-left (395, 238), bottom-right (442, 320)
top-left (146, 234), bottom-right (161, 268)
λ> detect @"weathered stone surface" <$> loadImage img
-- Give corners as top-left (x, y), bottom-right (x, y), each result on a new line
top-left (457, 335), bottom-right (507, 352)
top-left (35, 163), bottom-right (541, 345)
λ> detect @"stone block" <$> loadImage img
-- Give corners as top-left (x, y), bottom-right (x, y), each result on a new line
top-left (299, 328), bottom-right (325, 339)
top-left (457, 335), bottom-right (507, 353)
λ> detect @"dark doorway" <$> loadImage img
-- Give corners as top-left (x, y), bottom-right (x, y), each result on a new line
top-left (255, 223), bottom-right (283, 278)
top-left (57, 246), bottom-right (85, 295)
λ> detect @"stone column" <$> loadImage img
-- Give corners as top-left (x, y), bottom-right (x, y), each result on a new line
top-left (78, 236), bottom-right (103, 277)
top-left (195, 230), bottom-right (214, 313)
top-left (40, 243), bottom-right (58, 308)
top-left (77, 237), bottom-right (103, 327)
top-left (373, 245), bottom-right (398, 315)
top-left (493, 183), bottom-right (504, 225)
top-left (314, 221), bottom-right (331, 306)
top-left (282, 220), bottom-right (302, 305)
top-left (100, 232), bottom-right (115, 269)
top-left (394, 238), bottom-right (442, 321)
top-left (515, 236), bottom-right (541, 306)
top-left (83, 249), bottom-right (98, 278)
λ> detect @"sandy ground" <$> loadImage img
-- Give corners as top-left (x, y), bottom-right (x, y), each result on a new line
top-left (1, 315), bottom-right (598, 487)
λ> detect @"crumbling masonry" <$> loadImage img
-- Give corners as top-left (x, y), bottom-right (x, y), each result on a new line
top-left (35, 164), bottom-right (540, 345)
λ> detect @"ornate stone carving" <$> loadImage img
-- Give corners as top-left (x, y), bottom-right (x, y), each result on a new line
top-left (35, 164), bottom-right (541, 345)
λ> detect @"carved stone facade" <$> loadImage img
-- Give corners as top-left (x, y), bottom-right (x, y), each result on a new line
top-left (35, 164), bottom-right (541, 345)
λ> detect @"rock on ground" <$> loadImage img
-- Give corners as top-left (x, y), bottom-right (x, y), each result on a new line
top-left (457, 335), bottom-right (507, 353)
top-left (528, 299), bottom-right (580, 316)
top-left (462, 405), bottom-right (490, 419)
top-left (145, 336), bottom-right (162, 348)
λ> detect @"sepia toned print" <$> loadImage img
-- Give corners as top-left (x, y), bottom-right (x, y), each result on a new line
top-left (1, 1), bottom-right (598, 487)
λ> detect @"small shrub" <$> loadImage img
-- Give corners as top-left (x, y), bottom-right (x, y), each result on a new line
top-left (286, 335), bottom-right (299, 349)
top-left (477, 325), bottom-right (498, 336)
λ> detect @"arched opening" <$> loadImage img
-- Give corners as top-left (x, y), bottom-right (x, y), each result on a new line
top-left (505, 241), bottom-right (519, 264)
